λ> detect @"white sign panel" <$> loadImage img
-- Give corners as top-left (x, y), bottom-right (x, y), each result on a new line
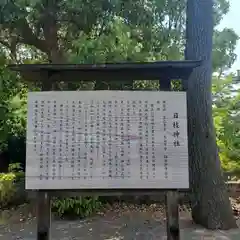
top-left (26, 91), bottom-right (189, 189)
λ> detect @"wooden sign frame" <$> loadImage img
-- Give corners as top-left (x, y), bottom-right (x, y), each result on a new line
top-left (9, 61), bottom-right (202, 240)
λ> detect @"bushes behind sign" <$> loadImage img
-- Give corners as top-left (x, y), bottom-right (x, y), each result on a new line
top-left (0, 170), bottom-right (25, 208)
top-left (52, 196), bottom-right (102, 218)
top-left (0, 170), bottom-right (102, 218)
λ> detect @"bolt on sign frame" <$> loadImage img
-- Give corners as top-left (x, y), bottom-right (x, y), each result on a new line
top-left (8, 60), bottom-right (201, 240)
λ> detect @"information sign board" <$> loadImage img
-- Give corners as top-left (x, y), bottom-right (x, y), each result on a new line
top-left (26, 91), bottom-right (189, 189)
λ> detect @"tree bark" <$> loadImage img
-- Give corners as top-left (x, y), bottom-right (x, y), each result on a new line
top-left (184, 0), bottom-right (237, 229)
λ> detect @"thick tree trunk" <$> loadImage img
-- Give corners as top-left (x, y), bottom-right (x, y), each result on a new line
top-left (184, 0), bottom-right (237, 229)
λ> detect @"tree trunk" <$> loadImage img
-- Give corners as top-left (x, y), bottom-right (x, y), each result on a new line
top-left (184, 0), bottom-right (237, 229)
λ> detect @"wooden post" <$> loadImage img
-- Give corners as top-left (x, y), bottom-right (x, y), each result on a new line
top-left (159, 77), bottom-right (180, 240)
top-left (165, 191), bottom-right (179, 240)
top-left (37, 191), bottom-right (51, 240)
top-left (37, 73), bottom-right (53, 240)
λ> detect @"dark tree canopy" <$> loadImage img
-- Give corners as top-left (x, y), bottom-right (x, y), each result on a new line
top-left (0, 0), bottom-right (238, 70)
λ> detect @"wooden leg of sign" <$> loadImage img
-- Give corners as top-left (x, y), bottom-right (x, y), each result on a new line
top-left (37, 191), bottom-right (51, 240)
top-left (166, 191), bottom-right (180, 240)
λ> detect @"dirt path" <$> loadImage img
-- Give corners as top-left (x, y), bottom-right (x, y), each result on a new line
top-left (1, 203), bottom-right (240, 239)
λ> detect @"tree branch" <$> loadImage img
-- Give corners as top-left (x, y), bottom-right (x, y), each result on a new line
top-left (0, 39), bottom-right (10, 48)
top-left (0, 37), bottom-right (18, 62)
top-left (39, 0), bottom-right (66, 63)
top-left (15, 19), bottom-right (47, 53)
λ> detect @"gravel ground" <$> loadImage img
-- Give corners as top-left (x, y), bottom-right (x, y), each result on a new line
top-left (1, 202), bottom-right (240, 239)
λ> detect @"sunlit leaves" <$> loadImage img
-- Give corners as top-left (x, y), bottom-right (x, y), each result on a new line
top-left (0, 50), bottom-right (27, 151)
top-left (212, 75), bottom-right (240, 171)
top-left (69, 17), bottom-right (147, 64)
top-left (213, 28), bottom-right (239, 73)
top-left (213, 0), bottom-right (230, 25)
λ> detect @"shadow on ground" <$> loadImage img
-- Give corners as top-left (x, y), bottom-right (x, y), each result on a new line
top-left (1, 203), bottom-right (240, 240)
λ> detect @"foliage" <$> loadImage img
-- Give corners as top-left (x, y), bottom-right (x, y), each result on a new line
top-left (0, 0), bottom-right (236, 66)
top-left (0, 161), bottom-right (102, 217)
top-left (8, 162), bottom-right (24, 174)
top-left (212, 74), bottom-right (240, 172)
top-left (0, 162), bottom-right (103, 218)
top-left (0, 54), bottom-right (27, 151)
top-left (0, 172), bottom-right (16, 207)
top-left (0, 163), bottom-right (24, 207)
top-left (213, 28), bottom-right (239, 74)
top-left (51, 196), bottom-right (102, 218)
top-left (69, 17), bottom-right (148, 64)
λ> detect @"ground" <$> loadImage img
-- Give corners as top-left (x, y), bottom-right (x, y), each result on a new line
top-left (1, 201), bottom-right (240, 239)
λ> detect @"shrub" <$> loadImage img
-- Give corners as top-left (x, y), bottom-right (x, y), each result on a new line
top-left (0, 172), bottom-right (16, 207)
top-left (0, 163), bottom-right (25, 207)
top-left (1, 163), bottom-right (103, 218)
top-left (52, 196), bottom-right (102, 218)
